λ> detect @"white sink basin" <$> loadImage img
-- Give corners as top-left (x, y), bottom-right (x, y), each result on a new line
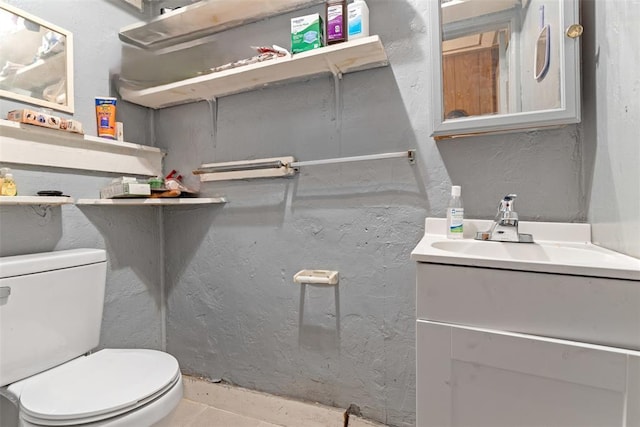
top-left (411, 218), bottom-right (640, 280)
top-left (431, 240), bottom-right (623, 264)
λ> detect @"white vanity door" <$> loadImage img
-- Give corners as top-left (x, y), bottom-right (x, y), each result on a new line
top-left (417, 320), bottom-right (640, 427)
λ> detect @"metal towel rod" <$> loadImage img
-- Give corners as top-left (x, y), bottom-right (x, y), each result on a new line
top-left (195, 150), bottom-right (415, 177)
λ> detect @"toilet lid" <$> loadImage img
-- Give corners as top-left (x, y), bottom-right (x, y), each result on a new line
top-left (18, 349), bottom-right (180, 425)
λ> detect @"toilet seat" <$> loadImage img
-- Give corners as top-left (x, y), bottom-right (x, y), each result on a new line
top-left (14, 349), bottom-right (180, 426)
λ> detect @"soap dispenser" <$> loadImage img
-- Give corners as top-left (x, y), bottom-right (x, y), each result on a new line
top-left (1, 172), bottom-right (17, 196)
top-left (446, 185), bottom-right (463, 239)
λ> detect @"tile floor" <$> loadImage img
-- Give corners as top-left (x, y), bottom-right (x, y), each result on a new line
top-left (164, 375), bottom-right (387, 427)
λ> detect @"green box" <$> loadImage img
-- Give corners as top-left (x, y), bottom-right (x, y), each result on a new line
top-left (291, 13), bottom-right (324, 54)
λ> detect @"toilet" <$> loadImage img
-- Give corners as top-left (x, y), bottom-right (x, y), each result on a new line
top-left (0, 249), bottom-right (183, 426)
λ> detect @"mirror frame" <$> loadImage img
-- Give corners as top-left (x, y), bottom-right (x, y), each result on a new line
top-left (429, 0), bottom-right (580, 139)
top-left (0, 2), bottom-right (74, 113)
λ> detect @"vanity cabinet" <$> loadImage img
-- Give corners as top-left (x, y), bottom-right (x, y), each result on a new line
top-left (415, 262), bottom-right (640, 427)
top-left (417, 320), bottom-right (640, 427)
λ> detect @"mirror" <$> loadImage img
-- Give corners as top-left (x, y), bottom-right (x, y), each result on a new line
top-left (0, 2), bottom-right (74, 113)
top-left (429, 0), bottom-right (581, 138)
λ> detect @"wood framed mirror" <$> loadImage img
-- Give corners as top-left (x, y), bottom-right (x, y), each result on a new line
top-left (429, 0), bottom-right (581, 139)
top-left (0, 2), bottom-right (74, 113)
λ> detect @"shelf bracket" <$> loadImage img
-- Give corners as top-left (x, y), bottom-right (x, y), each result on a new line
top-left (326, 57), bottom-right (343, 131)
top-left (207, 98), bottom-right (218, 149)
top-left (325, 57), bottom-right (343, 80)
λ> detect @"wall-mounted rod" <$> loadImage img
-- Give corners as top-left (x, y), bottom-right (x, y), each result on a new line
top-left (290, 150), bottom-right (415, 168)
top-left (195, 159), bottom-right (284, 174)
top-left (195, 150), bottom-right (415, 182)
top-left (196, 156), bottom-right (295, 181)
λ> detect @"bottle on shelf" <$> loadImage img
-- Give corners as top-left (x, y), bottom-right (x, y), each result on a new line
top-left (347, 0), bottom-right (369, 40)
top-left (0, 168), bottom-right (7, 190)
top-left (326, 0), bottom-right (347, 45)
top-left (1, 172), bottom-right (18, 196)
top-left (446, 185), bottom-right (463, 239)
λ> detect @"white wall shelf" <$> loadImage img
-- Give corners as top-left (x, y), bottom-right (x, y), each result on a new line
top-left (120, 35), bottom-right (389, 109)
top-left (0, 196), bottom-right (74, 206)
top-left (119, 0), bottom-right (324, 50)
top-left (0, 119), bottom-right (164, 176)
top-left (75, 197), bottom-right (227, 206)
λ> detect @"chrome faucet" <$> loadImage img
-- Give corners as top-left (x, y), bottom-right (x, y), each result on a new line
top-left (475, 194), bottom-right (534, 243)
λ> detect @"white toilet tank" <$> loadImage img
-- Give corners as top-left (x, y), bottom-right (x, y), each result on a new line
top-left (0, 249), bottom-right (107, 387)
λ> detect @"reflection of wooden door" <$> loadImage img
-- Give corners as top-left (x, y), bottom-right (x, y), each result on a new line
top-left (443, 47), bottom-right (498, 118)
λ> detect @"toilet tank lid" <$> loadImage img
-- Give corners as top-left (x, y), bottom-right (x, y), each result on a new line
top-left (0, 249), bottom-right (106, 279)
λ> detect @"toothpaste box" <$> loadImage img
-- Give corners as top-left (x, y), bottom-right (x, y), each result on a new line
top-left (7, 109), bottom-right (84, 134)
top-left (291, 13), bottom-right (324, 54)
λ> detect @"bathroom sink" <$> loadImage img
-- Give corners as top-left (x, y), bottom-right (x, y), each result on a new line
top-left (430, 240), bottom-right (622, 265)
top-left (411, 218), bottom-right (640, 280)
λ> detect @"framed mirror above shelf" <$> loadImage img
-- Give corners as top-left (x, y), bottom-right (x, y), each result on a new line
top-left (0, 2), bottom-right (74, 113)
top-left (429, 0), bottom-right (582, 139)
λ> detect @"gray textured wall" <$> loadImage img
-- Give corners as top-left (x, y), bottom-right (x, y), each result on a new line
top-left (582, 0), bottom-right (640, 258)
top-left (2, 1), bottom-right (637, 426)
top-left (157, 1), bottom-right (586, 426)
top-left (1, 0), bottom-right (163, 351)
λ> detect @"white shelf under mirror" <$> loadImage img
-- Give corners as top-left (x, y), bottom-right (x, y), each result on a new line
top-left (0, 119), bottom-right (164, 176)
top-left (75, 197), bottom-right (227, 206)
top-left (0, 196), bottom-right (74, 206)
top-left (119, 0), bottom-right (324, 50)
top-left (120, 35), bottom-right (388, 109)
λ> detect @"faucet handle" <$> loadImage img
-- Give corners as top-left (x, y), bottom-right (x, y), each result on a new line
top-left (499, 194), bottom-right (517, 212)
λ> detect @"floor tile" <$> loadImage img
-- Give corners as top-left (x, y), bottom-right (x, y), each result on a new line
top-left (190, 407), bottom-right (269, 427)
top-left (180, 375), bottom-right (388, 427)
top-left (158, 398), bottom-right (207, 426)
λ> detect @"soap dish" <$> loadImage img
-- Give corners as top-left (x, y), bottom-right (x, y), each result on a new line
top-left (293, 270), bottom-right (339, 285)
top-left (37, 190), bottom-right (69, 197)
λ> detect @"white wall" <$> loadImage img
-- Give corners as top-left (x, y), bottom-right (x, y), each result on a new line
top-left (583, 0), bottom-right (640, 258)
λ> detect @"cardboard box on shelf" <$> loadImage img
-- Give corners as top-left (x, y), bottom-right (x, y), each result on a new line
top-left (291, 13), bottom-right (324, 54)
top-left (7, 109), bottom-right (84, 134)
top-left (99, 182), bottom-right (150, 199)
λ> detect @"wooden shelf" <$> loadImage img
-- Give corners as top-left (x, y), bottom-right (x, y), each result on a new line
top-left (119, 0), bottom-right (324, 50)
top-left (0, 195), bottom-right (226, 207)
top-left (0, 119), bottom-right (164, 176)
top-left (120, 36), bottom-right (388, 109)
top-left (75, 197), bottom-right (227, 206)
top-left (0, 196), bottom-right (74, 206)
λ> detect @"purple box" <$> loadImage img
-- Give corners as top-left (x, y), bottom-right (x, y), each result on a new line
top-left (327, 2), bottom-right (346, 44)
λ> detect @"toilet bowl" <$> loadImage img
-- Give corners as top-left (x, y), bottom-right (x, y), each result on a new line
top-left (0, 249), bottom-right (183, 426)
